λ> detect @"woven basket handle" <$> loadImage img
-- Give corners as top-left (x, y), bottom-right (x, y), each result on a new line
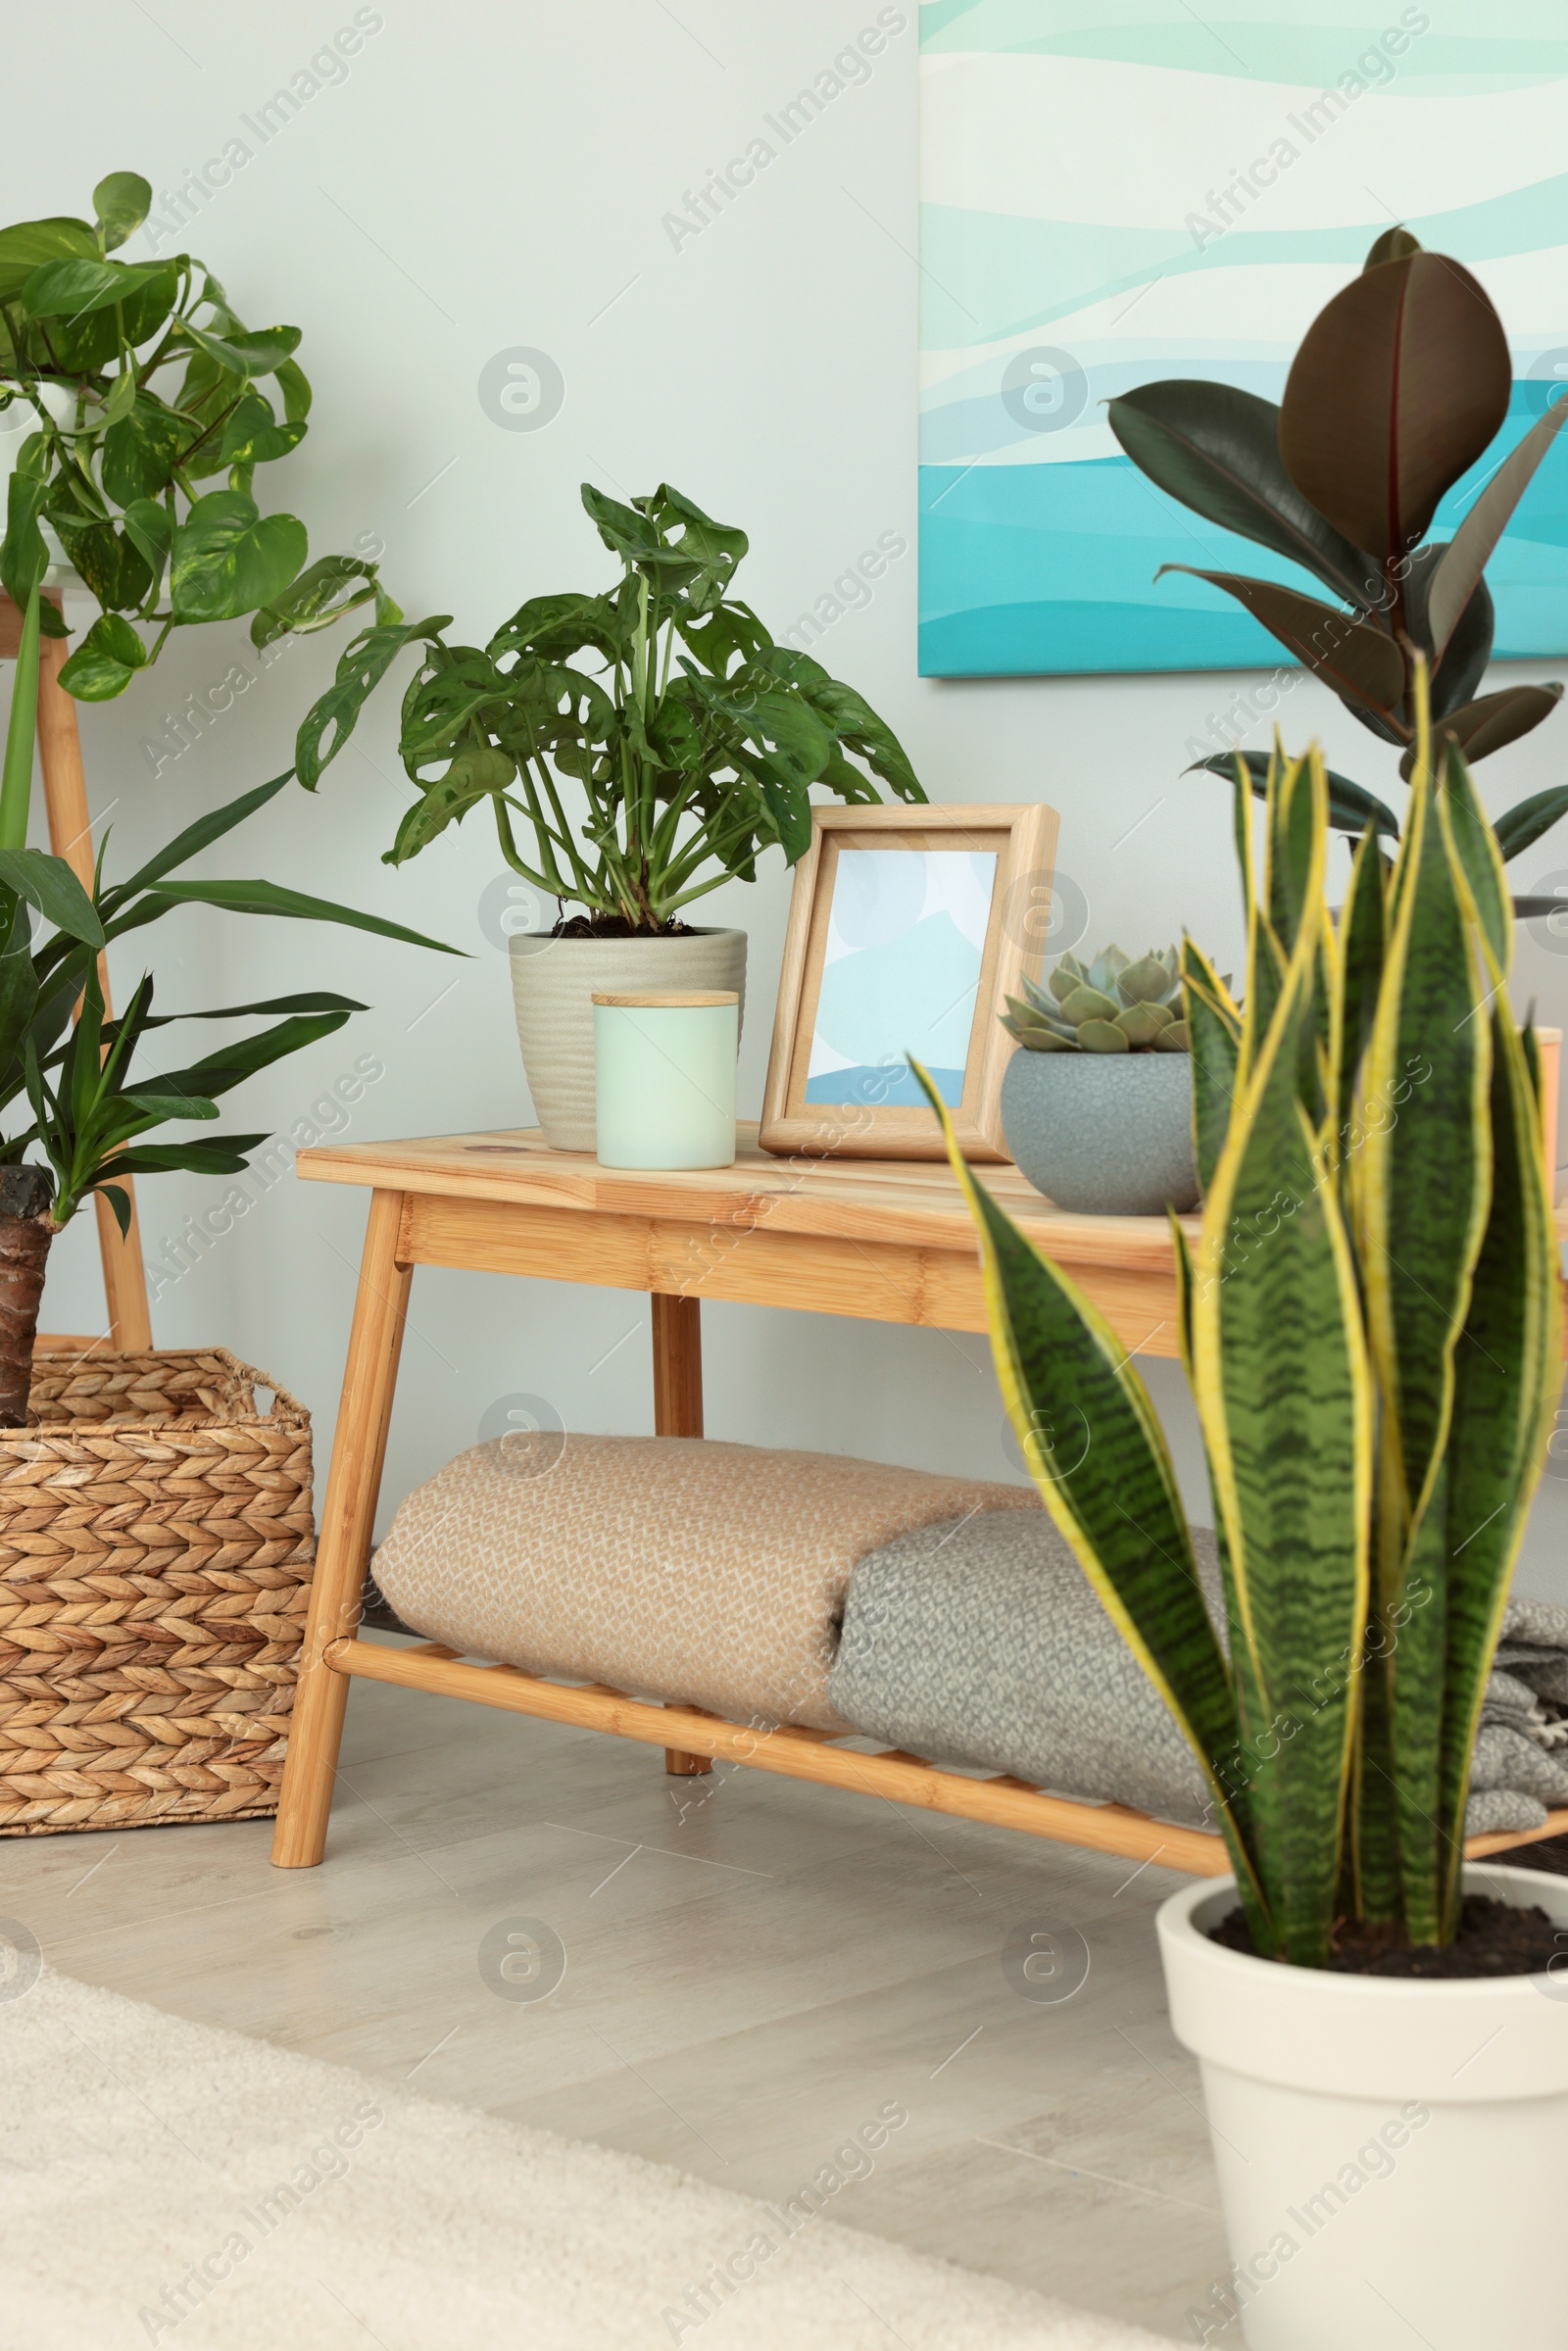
top-left (241, 1364), bottom-right (311, 1425)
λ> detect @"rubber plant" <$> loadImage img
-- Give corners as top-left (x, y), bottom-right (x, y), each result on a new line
top-left (289, 481), bottom-right (925, 931)
top-left (0, 170), bottom-right (393, 700)
top-left (0, 578), bottom-right (453, 1426)
top-left (917, 672), bottom-right (1559, 1963)
top-left (1107, 227), bottom-right (1568, 905)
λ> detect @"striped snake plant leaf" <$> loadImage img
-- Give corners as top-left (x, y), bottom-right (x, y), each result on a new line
top-left (1336, 824), bottom-right (1387, 1152)
top-left (1350, 762), bottom-right (1493, 1571)
top-left (910, 1060), bottom-right (1270, 1940)
top-left (1181, 938), bottom-right (1240, 1196)
top-left (1190, 764), bottom-right (1373, 1963)
top-left (1435, 735), bottom-right (1510, 973)
top-left (1435, 995), bottom-right (1562, 1929)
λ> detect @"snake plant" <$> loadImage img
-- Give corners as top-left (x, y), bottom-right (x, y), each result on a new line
top-left (1002, 945), bottom-right (1190, 1053)
top-left (919, 672), bottom-right (1559, 1964)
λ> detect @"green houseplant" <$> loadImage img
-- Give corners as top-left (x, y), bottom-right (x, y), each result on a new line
top-left (0, 578), bottom-right (451, 1422)
top-left (998, 945), bottom-right (1200, 1214)
top-left (918, 683), bottom-right (1563, 2349)
top-left (1108, 228), bottom-right (1568, 899)
top-left (291, 479), bottom-right (925, 1147)
top-left (0, 170), bottom-right (391, 699)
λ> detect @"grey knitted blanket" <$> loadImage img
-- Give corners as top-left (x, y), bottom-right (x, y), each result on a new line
top-left (827, 1512), bottom-right (1568, 1843)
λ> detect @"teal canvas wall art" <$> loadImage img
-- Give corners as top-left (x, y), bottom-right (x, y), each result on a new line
top-left (918, 0), bottom-right (1568, 676)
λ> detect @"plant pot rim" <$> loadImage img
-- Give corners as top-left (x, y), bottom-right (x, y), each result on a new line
top-left (510, 923), bottom-right (746, 951)
top-left (1160, 1865), bottom-right (1564, 1996)
top-left (1157, 1864), bottom-right (1568, 2103)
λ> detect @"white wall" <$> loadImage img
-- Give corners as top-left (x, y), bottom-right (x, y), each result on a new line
top-left (7, 3), bottom-right (1567, 1592)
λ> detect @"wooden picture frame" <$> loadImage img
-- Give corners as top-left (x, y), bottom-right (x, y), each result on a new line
top-left (759, 802), bottom-right (1059, 1161)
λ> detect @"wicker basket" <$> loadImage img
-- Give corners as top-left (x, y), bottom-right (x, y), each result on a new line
top-left (0, 1347), bottom-right (316, 1837)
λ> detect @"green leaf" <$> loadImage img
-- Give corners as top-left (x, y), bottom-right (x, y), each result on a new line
top-left (249, 553), bottom-right (382, 648)
top-left (383, 746), bottom-right (515, 866)
top-left (1157, 568), bottom-right (1406, 729)
top-left (1337, 825), bottom-right (1387, 1147)
top-left (1493, 783), bottom-right (1568, 864)
top-left (0, 850), bottom-right (103, 948)
top-left (0, 584), bottom-right (41, 855)
top-left (139, 877), bottom-right (462, 955)
top-left (103, 770), bottom-right (293, 908)
top-left (1181, 939), bottom-right (1240, 1195)
top-left (294, 616), bottom-right (452, 788)
top-left (1191, 836), bottom-right (1371, 1965)
top-left (101, 398), bottom-right (189, 506)
top-left (141, 1009), bottom-right (355, 1102)
top-left (1, 472), bottom-right (52, 610)
top-left (1438, 1001), bottom-right (1561, 1928)
top-left (1279, 252), bottom-right (1512, 562)
top-left (1107, 382), bottom-right (1377, 610)
top-left (0, 216), bottom-right (97, 303)
top-left (1435, 739), bottom-right (1510, 974)
top-left (911, 1059), bottom-right (1267, 1942)
top-left (19, 255), bottom-right (172, 318)
top-left (119, 496), bottom-right (172, 595)
top-left (1399, 683), bottom-right (1563, 779)
top-left (50, 514), bottom-right (150, 613)
top-left (274, 358), bottom-right (312, 423)
top-left (219, 389), bottom-right (308, 469)
top-left (99, 1137), bottom-right (270, 1178)
top-left (179, 318), bottom-right (303, 378)
top-left (92, 171), bottom-right (152, 253)
top-left (56, 612), bottom-right (148, 703)
top-left (170, 490), bottom-right (307, 624)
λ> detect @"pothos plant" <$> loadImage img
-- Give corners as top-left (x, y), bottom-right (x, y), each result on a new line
top-left (0, 577), bottom-right (452, 1427)
top-left (0, 170), bottom-right (394, 701)
top-left (290, 481), bottom-right (925, 932)
top-left (1108, 227), bottom-right (1568, 900)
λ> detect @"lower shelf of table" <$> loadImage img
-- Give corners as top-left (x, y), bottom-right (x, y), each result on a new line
top-left (329, 1639), bottom-right (1568, 1879)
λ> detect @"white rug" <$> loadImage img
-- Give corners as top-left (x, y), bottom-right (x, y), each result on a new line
top-left (0, 1964), bottom-right (1169, 2350)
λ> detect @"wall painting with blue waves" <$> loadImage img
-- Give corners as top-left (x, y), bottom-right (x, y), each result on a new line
top-left (918, 1), bottom-right (1568, 677)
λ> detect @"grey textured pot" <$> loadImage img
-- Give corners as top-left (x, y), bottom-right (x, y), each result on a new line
top-left (1000, 1048), bottom-right (1200, 1215)
top-left (509, 928), bottom-right (747, 1151)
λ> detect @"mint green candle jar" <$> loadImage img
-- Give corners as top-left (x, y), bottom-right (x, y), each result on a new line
top-left (592, 991), bottom-right (738, 1170)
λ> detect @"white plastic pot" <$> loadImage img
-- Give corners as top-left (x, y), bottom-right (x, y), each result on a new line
top-left (510, 927), bottom-right (746, 1151)
top-left (1156, 1864), bottom-right (1568, 2350)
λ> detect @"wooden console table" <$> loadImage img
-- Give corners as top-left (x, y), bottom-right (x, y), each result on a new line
top-left (270, 1126), bottom-right (1568, 1874)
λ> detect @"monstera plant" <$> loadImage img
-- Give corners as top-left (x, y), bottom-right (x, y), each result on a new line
top-left (921, 669), bottom-right (1558, 1964)
top-left (1108, 228), bottom-right (1568, 900)
top-left (0, 170), bottom-right (392, 699)
top-left (290, 480), bottom-right (924, 932)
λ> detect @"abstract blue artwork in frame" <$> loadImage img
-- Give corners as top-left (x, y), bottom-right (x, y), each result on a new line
top-left (918, 0), bottom-right (1568, 677)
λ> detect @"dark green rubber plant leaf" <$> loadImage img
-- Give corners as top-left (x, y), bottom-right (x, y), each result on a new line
top-left (1107, 381), bottom-right (1377, 609)
top-left (1493, 783), bottom-right (1568, 864)
top-left (1424, 402), bottom-right (1568, 665)
top-left (1188, 749), bottom-right (1399, 843)
top-left (1155, 569), bottom-right (1407, 730)
top-left (1399, 683), bottom-right (1563, 780)
top-left (1279, 252), bottom-right (1511, 562)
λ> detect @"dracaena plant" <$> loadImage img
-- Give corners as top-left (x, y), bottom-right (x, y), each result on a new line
top-left (0, 170), bottom-right (394, 701)
top-left (0, 579), bottom-right (452, 1427)
top-left (290, 481), bottom-right (925, 932)
top-left (1108, 227), bottom-right (1568, 896)
top-left (919, 672), bottom-right (1559, 1964)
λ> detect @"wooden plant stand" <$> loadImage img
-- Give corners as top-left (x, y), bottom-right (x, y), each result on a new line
top-left (0, 591), bottom-right (151, 1353)
top-left (270, 1129), bottom-right (1568, 1877)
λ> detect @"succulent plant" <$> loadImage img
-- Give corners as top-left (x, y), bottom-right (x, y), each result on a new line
top-left (1002, 945), bottom-right (1191, 1054)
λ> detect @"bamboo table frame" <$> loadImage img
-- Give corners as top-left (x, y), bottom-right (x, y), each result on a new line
top-left (270, 1126), bottom-right (1568, 1875)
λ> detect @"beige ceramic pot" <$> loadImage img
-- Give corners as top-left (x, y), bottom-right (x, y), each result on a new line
top-left (509, 928), bottom-right (747, 1151)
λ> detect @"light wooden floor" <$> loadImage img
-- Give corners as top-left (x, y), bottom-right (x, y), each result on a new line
top-left (3, 1635), bottom-right (1247, 2345)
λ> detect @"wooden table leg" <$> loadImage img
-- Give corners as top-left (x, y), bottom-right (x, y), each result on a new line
top-left (653, 1292), bottom-right (711, 1777)
top-left (272, 1190), bottom-right (412, 1866)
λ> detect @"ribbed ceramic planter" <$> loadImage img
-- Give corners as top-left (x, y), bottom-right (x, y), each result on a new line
top-left (1000, 1048), bottom-right (1199, 1214)
top-left (509, 929), bottom-right (746, 1151)
top-left (1157, 1865), bottom-right (1568, 2351)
